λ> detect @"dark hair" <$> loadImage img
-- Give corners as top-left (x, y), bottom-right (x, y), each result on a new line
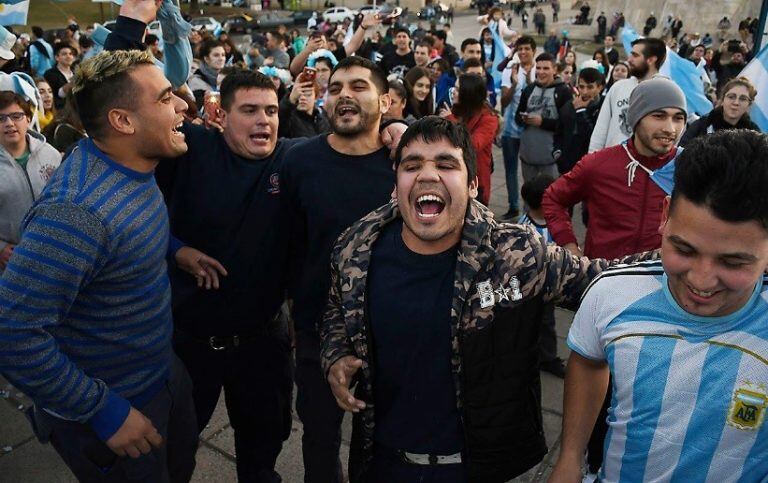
top-left (415, 41), bottom-right (431, 51)
top-left (592, 49), bottom-right (610, 73)
top-left (315, 57), bottom-right (333, 70)
top-left (331, 56), bottom-right (388, 94)
top-left (671, 130), bottom-right (768, 230)
top-left (78, 36), bottom-right (94, 50)
top-left (535, 52), bottom-right (555, 64)
top-left (604, 34), bottom-right (614, 41)
top-left (54, 42), bottom-right (75, 57)
top-left (388, 79), bottom-right (410, 102)
top-left (145, 34), bottom-right (159, 46)
top-left (394, 116), bottom-right (477, 184)
top-left (394, 27), bottom-right (410, 37)
top-left (32, 26), bottom-right (44, 39)
top-left (268, 30), bottom-right (285, 45)
top-left (462, 57), bottom-right (484, 72)
top-left (199, 39), bottom-right (224, 59)
top-left (452, 73), bottom-right (487, 119)
top-left (578, 67), bottom-right (605, 85)
top-left (220, 69), bottom-right (277, 111)
top-left (631, 38), bottom-right (667, 69)
top-left (0, 91), bottom-right (32, 119)
top-left (515, 35), bottom-right (536, 50)
top-left (420, 36), bottom-right (435, 48)
top-left (432, 30), bottom-right (447, 42)
top-left (461, 37), bottom-right (481, 52)
top-left (403, 66), bottom-right (434, 118)
top-left (520, 173), bottom-right (555, 209)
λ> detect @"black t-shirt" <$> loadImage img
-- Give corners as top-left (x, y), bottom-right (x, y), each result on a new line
top-left (280, 134), bottom-right (395, 336)
top-left (157, 123), bottom-right (303, 336)
top-left (368, 219), bottom-right (464, 454)
top-left (380, 50), bottom-right (416, 79)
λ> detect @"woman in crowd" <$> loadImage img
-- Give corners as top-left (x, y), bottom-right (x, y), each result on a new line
top-left (35, 78), bottom-right (55, 131)
top-left (429, 58), bottom-right (454, 110)
top-left (384, 79), bottom-right (417, 124)
top-left (680, 76), bottom-right (760, 146)
top-left (445, 73), bottom-right (498, 205)
top-left (404, 66), bottom-right (434, 119)
top-left (279, 72), bottom-right (329, 138)
top-left (220, 35), bottom-right (244, 65)
top-left (604, 60), bottom-right (629, 93)
top-left (189, 39), bottom-right (227, 107)
top-left (563, 49), bottom-right (577, 74)
top-left (42, 100), bottom-right (86, 156)
top-left (592, 50), bottom-right (610, 77)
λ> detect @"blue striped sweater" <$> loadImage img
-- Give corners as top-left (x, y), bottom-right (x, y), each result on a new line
top-left (0, 139), bottom-right (173, 441)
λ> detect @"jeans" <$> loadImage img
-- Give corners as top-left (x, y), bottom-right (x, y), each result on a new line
top-left (294, 330), bottom-right (346, 483)
top-left (501, 135), bottom-right (521, 213)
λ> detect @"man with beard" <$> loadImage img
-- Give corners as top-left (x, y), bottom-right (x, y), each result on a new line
top-left (589, 38), bottom-right (666, 152)
top-left (320, 117), bottom-right (658, 483)
top-left (379, 27), bottom-right (416, 80)
top-left (280, 56), bottom-right (397, 483)
top-left (0, 49), bottom-right (200, 482)
top-left (543, 78), bottom-right (686, 478)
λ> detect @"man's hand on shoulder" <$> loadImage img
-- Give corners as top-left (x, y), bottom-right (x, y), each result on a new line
top-left (119, 0), bottom-right (163, 25)
top-left (175, 246), bottom-right (228, 290)
top-left (106, 407), bottom-right (163, 458)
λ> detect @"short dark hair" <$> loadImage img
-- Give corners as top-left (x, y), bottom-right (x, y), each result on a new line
top-left (220, 69), bottom-right (277, 111)
top-left (604, 34), bottom-right (614, 41)
top-left (268, 30), bottom-right (285, 45)
top-left (578, 67), bottom-right (605, 85)
top-left (462, 57), bottom-right (484, 71)
top-left (71, 50), bottom-right (156, 141)
top-left (520, 173), bottom-right (555, 209)
top-left (432, 30), bottom-right (447, 42)
top-left (535, 52), bottom-right (555, 64)
top-left (0, 91), bottom-right (33, 119)
top-left (631, 38), bottom-right (667, 69)
top-left (315, 57), bottom-right (333, 70)
top-left (199, 39), bottom-right (224, 59)
top-left (671, 130), bottom-right (768, 231)
top-left (461, 37), bottom-right (481, 52)
top-left (32, 26), bottom-right (44, 39)
top-left (395, 116), bottom-right (477, 185)
top-left (388, 79), bottom-right (409, 101)
top-left (428, 58), bottom-right (450, 75)
top-left (394, 27), bottom-right (410, 37)
top-left (54, 42), bottom-right (75, 57)
top-left (515, 35), bottom-right (536, 50)
top-left (331, 56), bottom-right (388, 94)
top-left (415, 41), bottom-right (431, 51)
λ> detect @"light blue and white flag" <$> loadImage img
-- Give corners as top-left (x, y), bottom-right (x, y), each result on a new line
top-left (621, 23), bottom-right (713, 116)
top-left (0, 0), bottom-right (29, 26)
top-left (488, 21), bottom-right (510, 90)
top-left (738, 43), bottom-right (768, 132)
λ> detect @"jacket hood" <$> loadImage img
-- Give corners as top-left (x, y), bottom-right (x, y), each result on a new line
top-left (0, 129), bottom-right (49, 163)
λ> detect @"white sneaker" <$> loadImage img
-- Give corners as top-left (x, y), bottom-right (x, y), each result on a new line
top-left (582, 473), bottom-right (598, 483)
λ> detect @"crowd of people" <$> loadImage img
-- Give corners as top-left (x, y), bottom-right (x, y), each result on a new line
top-left (0, 0), bottom-right (766, 482)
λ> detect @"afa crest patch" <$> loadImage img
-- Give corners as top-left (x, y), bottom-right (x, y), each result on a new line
top-left (727, 382), bottom-right (768, 431)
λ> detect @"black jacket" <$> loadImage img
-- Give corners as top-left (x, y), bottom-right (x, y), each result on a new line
top-left (553, 96), bottom-right (602, 174)
top-left (680, 107), bottom-right (760, 147)
top-left (278, 96), bottom-right (330, 139)
top-left (515, 78), bottom-right (573, 130)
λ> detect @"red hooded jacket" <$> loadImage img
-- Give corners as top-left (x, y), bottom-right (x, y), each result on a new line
top-left (542, 138), bottom-right (677, 259)
top-left (449, 107), bottom-right (498, 205)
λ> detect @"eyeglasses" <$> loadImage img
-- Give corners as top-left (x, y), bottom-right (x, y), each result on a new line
top-left (0, 112), bottom-right (26, 123)
top-left (724, 93), bottom-right (753, 104)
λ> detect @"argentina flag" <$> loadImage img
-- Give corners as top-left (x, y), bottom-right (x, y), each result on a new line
top-left (0, 0), bottom-right (29, 26)
top-left (738, 44), bottom-right (768, 132)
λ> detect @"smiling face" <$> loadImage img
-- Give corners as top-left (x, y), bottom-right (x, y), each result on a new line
top-left (396, 136), bottom-right (477, 254)
top-left (414, 45), bottom-right (430, 66)
top-left (56, 47), bottom-right (76, 69)
top-left (535, 60), bottom-right (555, 86)
top-left (386, 87), bottom-right (406, 119)
top-left (130, 65), bottom-right (189, 159)
top-left (661, 196), bottom-right (768, 317)
top-left (326, 65), bottom-right (388, 137)
top-left (516, 43), bottom-right (534, 65)
top-left (612, 63), bottom-right (629, 81)
top-left (205, 46), bottom-right (227, 71)
top-left (462, 42), bottom-right (482, 61)
top-left (411, 75), bottom-right (431, 102)
top-left (220, 87), bottom-right (279, 159)
top-left (633, 107), bottom-right (686, 156)
top-left (0, 103), bottom-right (30, 151)
top-left (37, 81), bottom-right (53, 111)
top-left (395, 32), bottom-right (411, 51)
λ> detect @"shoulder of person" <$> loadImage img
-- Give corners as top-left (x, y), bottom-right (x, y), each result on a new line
top-left (579, 260), bottom-right (665, 310)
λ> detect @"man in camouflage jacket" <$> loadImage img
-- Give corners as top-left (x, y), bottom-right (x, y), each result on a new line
top-left (319, 117), bottom-right (657, 483)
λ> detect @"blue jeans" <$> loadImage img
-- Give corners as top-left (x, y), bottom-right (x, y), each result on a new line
top-left (501, 136), bottom-right (521, 213)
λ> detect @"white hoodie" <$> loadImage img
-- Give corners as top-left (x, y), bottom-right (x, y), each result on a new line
top-left (0, 130), bottom-right (61, 251)
top-left (588, 77), bottom-right (638, 152)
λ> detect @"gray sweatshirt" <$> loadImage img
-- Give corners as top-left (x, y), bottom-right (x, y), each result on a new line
top-left (0, 130), bottom-right (61, 251)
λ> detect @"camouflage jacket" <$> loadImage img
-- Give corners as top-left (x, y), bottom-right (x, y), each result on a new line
top-left (320, 199), bottom-right (658, 483)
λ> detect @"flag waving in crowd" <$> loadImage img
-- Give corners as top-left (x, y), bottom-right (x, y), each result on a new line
top-left (0, 0), bottom-right (29, 26)
top-left (739, 43), bottom-right (768, 132)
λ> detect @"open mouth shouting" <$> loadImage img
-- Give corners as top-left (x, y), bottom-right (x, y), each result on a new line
top-left (335, 103), bottom-right (360, 121)
top-left (414, 193), bottom-right (446, 221)
top-left (250, 130), bottom-right (272, 145)
top-left (171, 120), bottom-right (185, 140)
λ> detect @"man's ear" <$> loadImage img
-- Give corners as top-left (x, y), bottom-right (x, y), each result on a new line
top-left (659, 195), bottom-right (671, 235)
top-left (469, 176), bottom-right (479, 199)
top-left (106, 108), bottom-right (135, 136)
top-left (379, 92), bottom-right (392, 115)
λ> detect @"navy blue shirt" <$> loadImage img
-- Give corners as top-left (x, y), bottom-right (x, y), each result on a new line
top-left (280, 134), bottom-right (395, 335)
top-left (368, 219), bottom-right (464, 454)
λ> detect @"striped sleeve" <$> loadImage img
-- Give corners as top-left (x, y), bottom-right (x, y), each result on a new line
top-left (0, 202), bottom-right (130, 441)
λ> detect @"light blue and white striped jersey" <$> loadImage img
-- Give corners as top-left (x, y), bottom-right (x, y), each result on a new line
top-left (568, 261), bottom-right (768, 483)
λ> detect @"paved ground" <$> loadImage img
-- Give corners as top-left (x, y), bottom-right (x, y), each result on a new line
top-left (0, 8), bottom-right (592, 482)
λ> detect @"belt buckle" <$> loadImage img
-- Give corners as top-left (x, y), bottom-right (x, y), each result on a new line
top-left (209, 336), bottom-right (226, 351)
top-left (428, 454), bottom-right (438, 465)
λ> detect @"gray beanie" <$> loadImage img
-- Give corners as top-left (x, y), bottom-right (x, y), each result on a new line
top-left (627, 77), bottom-right (687, 129)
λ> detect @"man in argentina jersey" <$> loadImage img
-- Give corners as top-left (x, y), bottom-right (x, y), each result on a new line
top-left (550, 130), bottom-right (768, 483)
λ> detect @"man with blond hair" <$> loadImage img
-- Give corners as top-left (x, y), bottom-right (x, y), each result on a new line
top-left (0, 49), bottom-right (218, 481)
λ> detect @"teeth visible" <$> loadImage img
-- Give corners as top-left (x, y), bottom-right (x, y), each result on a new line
top-left (416, 194), bottom-right (444, 204)
top-left (690, 287), bottom-right (714, 297)
top-left (419, 212), bottom-right (440, 218)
